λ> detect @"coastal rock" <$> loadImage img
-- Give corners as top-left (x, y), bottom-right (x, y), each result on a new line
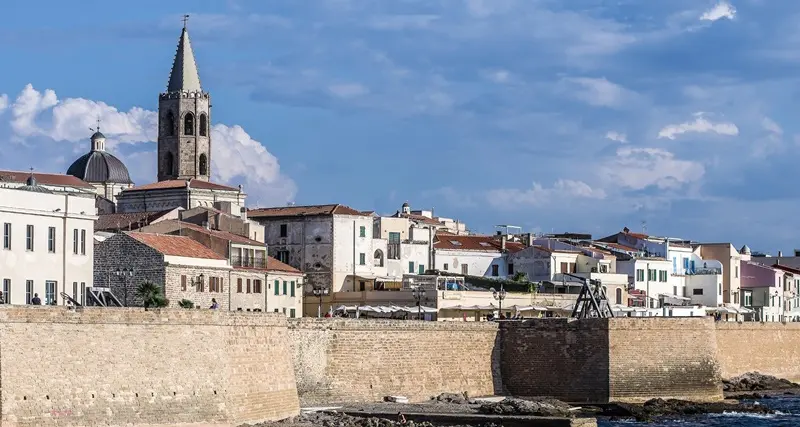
top-left (478, 397), bottom-right (573, 417)
top-left (430, 392), bottom-right (476, 404)
top-left (723, 372), bottom-right (799, 392)
top-left (606, 398), bottom-right (773, 422)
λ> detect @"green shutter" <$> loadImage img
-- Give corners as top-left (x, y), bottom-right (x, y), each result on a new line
top-left (274, 280), bottom-right (279, 295)
top-left (283, 280), bottom-right (287, 295)
top-left (418, 264), bottom-right (424, 274)
top-left (409, 262), bottom-right (414, 273)
top-left (290, 281), bottom-right (295, 297)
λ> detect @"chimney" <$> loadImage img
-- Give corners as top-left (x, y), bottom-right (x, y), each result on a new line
top-left (240, 207), bottom-right (247, 221)
top-left (501, 235), bottom-right (507, 253)
top-left (778, 250), bottom-right (783, 257)
top-left (527, 232), bottom-right (534, 247)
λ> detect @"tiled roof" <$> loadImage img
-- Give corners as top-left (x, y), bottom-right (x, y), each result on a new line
top-left (598, 242), bottom-right (639, 252)
top-left (234, 258), bottom-right (302, 274)
top-left (395, 212), bottom-right (442, 226)
top-left (157, 219), bottom-right (264, 246)
top-left (772, 264), bottom-right (800, 275)
top-left (530, 245), bottom-right (583, 254)
top-left (127, 232), bottom-right (225, 260)
top-left (0, 170), bottom-right (94, 189)
top-left (247, 204), bottom-right (370, 218)
top-left (123, 179), bottom-right (239, 193)
top-left (434, 234), bottom-right (525, 253)
top-left (627, 232), bottom-right (648, 239)
top-left (95, 209), bottom-right (175, 232)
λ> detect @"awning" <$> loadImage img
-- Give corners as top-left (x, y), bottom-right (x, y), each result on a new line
top-left (658, 293), bottom-right (691, 301)
top-left (333, 304), bottom-right (437, 314)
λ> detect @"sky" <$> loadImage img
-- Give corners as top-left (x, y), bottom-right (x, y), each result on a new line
top-left (0, 0), bottom-right (798, 253)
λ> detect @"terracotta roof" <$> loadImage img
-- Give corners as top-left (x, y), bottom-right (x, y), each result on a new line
top-left (247, 204), bottom-right (370, 218)
top-left (627, 232), bottom-right (648, 239)
top-left (234, 257), bottom-right (302, 274)
top-left (434, 234), bottom-right (525, 253)
top-left (95, 209), bottom-right (175, 232)
top-left (157, 219), bottom-right (264, 246)
top-left (395, 212), bottom-right (441, 226)
top-left (123, 179), bottom-right (239, 193)
top-left (0, 169), bottom-right (94, 189)
top-left (598, 242), bottom-right (639, 252)
top-left (127, 232), bottom-right (225, 260)
top-left (530, 245), bottom-right (583, 254)
top-left (772, 264), bottom-right (800, 275)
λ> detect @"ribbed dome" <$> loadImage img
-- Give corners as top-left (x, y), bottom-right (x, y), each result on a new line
top-left (67, 151), bottom-right (132, 184)
top-left (17, 175), bottom-right (53, 194)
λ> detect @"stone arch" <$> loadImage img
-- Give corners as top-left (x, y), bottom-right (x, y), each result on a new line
top-left (373, 249), bottom-right (384, 267)
top-left (165, 152), bottom-right (175, 176)
top-left (184, 112), bottom-right (194, 136)
top-left (199, 153), bottom-right (208, 176)
top-left (165, 111), bottom-right (175, 136)
top-left (199, 113), bottom-right (208, 136)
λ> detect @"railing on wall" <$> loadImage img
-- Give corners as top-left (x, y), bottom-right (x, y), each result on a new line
top-left (230, 254), bottom-right (267, 269)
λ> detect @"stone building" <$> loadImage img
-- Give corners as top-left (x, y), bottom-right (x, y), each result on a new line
top-left (66, 128), bottom-right (133, 206)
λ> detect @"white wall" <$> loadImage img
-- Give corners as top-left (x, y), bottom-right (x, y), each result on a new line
top-left (0, 189), bottom-right (96, 305)
top-left (686, 274), bottom-right (722, 307)
top-left (333, 214), bottom-right (379, 292)
top-left (435, 249), bottom-right (506, 277)
top-left (266, 273), bottom-right (304, 318)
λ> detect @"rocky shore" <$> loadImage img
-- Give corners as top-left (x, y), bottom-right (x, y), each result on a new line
top-left (723, 372), bottom-right (800, 399)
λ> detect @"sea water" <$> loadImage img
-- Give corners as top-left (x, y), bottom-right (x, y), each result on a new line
top-left (599, 396), bottom-right (800, 427)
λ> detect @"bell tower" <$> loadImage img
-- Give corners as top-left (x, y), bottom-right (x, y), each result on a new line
top-left (157, 15), bottom-right (211, 182)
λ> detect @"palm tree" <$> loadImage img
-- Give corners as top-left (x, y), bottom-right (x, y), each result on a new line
top-left (136, 281), bottom-right (169, 310)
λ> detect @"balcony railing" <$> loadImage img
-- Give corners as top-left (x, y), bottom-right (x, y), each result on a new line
top-left (685, 267), bottom-right (722, 275)
top-left (230, 254), bottom-right (267, 269)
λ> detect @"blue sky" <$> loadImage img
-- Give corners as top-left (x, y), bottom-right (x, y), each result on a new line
top-left (0, 0), bottom-right (798, 253)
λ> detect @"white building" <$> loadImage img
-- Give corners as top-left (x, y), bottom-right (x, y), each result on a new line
top-left (0, 177), bottom-right (97, 305)
top-left (373, 215), bottom-right (433, 286)
top-left (433, 234), bottom-right (525, 278)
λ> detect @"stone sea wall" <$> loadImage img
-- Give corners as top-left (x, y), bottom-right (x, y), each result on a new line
top-left (716, 321), bottom-right (800, 382)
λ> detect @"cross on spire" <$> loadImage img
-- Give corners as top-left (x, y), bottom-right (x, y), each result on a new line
top-left (96, 116), bottom-right (101, 132)
top-left (182, 14), bottom-right (189, 29)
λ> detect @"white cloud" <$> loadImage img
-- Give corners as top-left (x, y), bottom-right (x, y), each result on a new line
top-left (0, 94), bottom-right (8, 114)
top-left (605, 131), bottom-right (627, 143)
top-left (485, 69), bottom-right (510, 84)
top-left (367, 14), bottom-right (439, 30)
top-left (327, 83), bottom-right (369, 99)
top-left (602, 147), bottom-right (704, 190)
top-left (561, 77), bottom-right (635, 108)
top-left (0, 84), bottom-right (296, 205)
top-left (700, 2), bottom-right (736, 22)
top-left (762, 117), bottom-right (783, 135)
top-left (657, 114), bottom-right (739, 140)
top-left (486, 179), bottom-right (606, 209)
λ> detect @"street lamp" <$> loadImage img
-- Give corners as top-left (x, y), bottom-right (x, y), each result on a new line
top-left (492, 285), bottom-right (507, 319)
top-left (115, 268), bottom-right (134, 307)
top-left (313, 287), bottom-right (329, 318)
top-left (412, 286), bottom-right (426, 320)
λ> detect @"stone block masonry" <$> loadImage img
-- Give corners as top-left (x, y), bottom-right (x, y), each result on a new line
top-left (0, 307), bottom-right (299, 427)
top-left (716, 321), bottom-right (800, 382)
top-left (288, 319), bottom-right (502, 405)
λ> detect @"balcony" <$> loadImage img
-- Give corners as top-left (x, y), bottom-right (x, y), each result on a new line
top-left (686, 267), bottom-right (722, 275)
top-left (230, 254), bottom-right (267, 269)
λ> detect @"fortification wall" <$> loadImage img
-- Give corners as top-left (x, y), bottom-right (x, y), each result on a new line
top-left (0, 307), bottom-right (299, 427)
top-left (716, 322), bottom-right (800, 382)
top-left (288, 319), bottom-right (501, 405)
top-left (501, 318), bottom-right (723, 403)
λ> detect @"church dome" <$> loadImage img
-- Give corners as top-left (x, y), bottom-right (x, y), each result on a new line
top-left (17, 175), bottom-right (53, 194)
top-left (67, 151), bottom-right (132, 184)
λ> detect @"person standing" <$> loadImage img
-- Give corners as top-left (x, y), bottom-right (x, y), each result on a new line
top-left (210, 298), bottom-right (218, 310)
top-left (31, 293), bottom-right (41, 305)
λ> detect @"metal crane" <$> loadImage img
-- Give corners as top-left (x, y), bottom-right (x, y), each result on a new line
top-left (563, 273), bottom-right (615, 319)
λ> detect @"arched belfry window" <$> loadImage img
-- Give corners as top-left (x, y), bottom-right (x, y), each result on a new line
top-left (199, 153), bottom-right (208, 176)
top-left (374, 249), bottom-right (384, 267)
top-left (615, 288), bottom-right (622, 305)
top-left (165, 111), bottom-right (175, 136)
top-left (199, 114), bottom-right (208, 136)
top-left (165, 152), bottom-right (175, 176)
top-left (184, 113), bottom-right (194, 136)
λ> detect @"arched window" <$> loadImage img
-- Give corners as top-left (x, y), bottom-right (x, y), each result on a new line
top-left (184, 112), bottom-right (194, 136)
top-left (199, 113), bottom-right (208, 136)
top-left (373, 249), bottom-right (384, 267)
top-left (165, 111), bottom-right (175, 136)
top-left (199, 153), bottom-right (208, 176)
top-left (615, 288), bottom-right (622, 305)
top-left (165, 152), bottom-right (174, 176)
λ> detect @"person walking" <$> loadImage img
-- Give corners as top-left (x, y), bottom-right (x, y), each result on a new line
top-left (31, 293), bottom-right (41, 305)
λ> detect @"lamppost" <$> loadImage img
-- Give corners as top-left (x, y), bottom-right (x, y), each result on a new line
top-left (492, 285), bottom-right (507, 319)
top-left (412, 286), bottom-right (426, 320)
top-left (313, 287), bottom-right (329, 318)
top-left (115, 268), bottom-right (134, 307)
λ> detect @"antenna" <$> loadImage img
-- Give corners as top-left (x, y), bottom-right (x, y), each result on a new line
top-left (641, 220), bottom-right (647, 234)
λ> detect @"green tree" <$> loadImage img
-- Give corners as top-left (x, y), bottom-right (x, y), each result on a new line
top-left (136, 281), bottom-right (169, 310)
top-left (512, 272), bottom-right (528, 282)
top-left (178, 299), bottom-right (194, 309)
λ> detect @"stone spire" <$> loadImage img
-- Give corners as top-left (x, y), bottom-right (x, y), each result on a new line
top-left (166, 18), bottom-right (202, 93)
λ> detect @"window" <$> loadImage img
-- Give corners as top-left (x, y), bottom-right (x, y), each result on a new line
top-left (196, 277), bottom-right (204, 292)
top-left (277, 250), bottom-right (289, 263)
top-left (165, 152), bottom-right (175, 176)
top-left (80, 229), bottom-right (86, 255)
top-left (282, 307), bottom-right (287, 315)
top-left (290, 281), bottom-right (295, 297)
top-left (359, 253), bottom-right (366, 265)
top-left (199, 153), bottom-right (208, 176)
top-left (693, 288), bottom-right (703, 295)
top-left (359, 226), bottom-right (366, 237)
top-left (25, 280), bottom-right (32, 304)
top-left (636, 269), bottom-right (644, 282)
top-left (254, 279), bottom-right (262, 293)
top-left (209, 277), bottom-right (218, 293)
top-left (72, 282), bottom-right (77, 303)
top-left (673, 286), bottom-right (678, 296)
top-left (491, 265), bottom-right (499, 277)
top-left (280, 224), bottom-right (288, 238)
top-left (599, 264), bottom-right (608, 273)
top-left (283, 280), bottom-right (288, 295)
top-left (164, 110), bottom-right (175, 136)
top-left (2, 223), bottom-right (9, 249)
top-left (744, 291), bottom-right (753, 306)
top-left (73, 229), bottom-right (79, 254)
top-left (184, 112), bottom-right (194, 135)
top-left (615, 288), bottom-right (622, 305)
top-left (359, 281), bottom-right (365, 291)
top-left (290, 308), bottom-right (296, 318)
top-left (648, 269), bottom-right (657, 281)
top-left (274, 280), bottom-right (280, 295)
top-left (388, 232), bottom-right (401, 260)
top-left (560, 262), bottom-right (568, 273)
top-left (48, 227), bottom-right (56, 253)
top-left (45, 281), bottom-right (57, 305)
top-left (658, 271), bottom-right (667, 282)
top-left (508, 263), bottom-right (514, 275)
top-left (247, 279), bottom-right (252, 294)
top-left (461, 264), bottom-right (468, 275)
top-left (374, 250), bottom-right (384, 267)
top-left (735, 266), bottom-right (739, 278)
top-left (418, 264), bottom-right (425, 274)
top-left (181, 275), bottom-right (187, 291)
top-left (571, 263), bottom-right (577, 273)
top-left (25, 225), bottom-right (34, 251)
top-left (199, 113), bottom-right (208, 136)
top-left (237, 278), bottom-right (243, 293)
top-left (444, 263), bottom-right (449, 271)
top-left (79, 282), bottom-right (85, 305)
top-left (409, 262), bottom-right (415, 273)
top-left (2, 279), bottom-right (9, 304)
top-left (672, 257), bottom-right (677, 274)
